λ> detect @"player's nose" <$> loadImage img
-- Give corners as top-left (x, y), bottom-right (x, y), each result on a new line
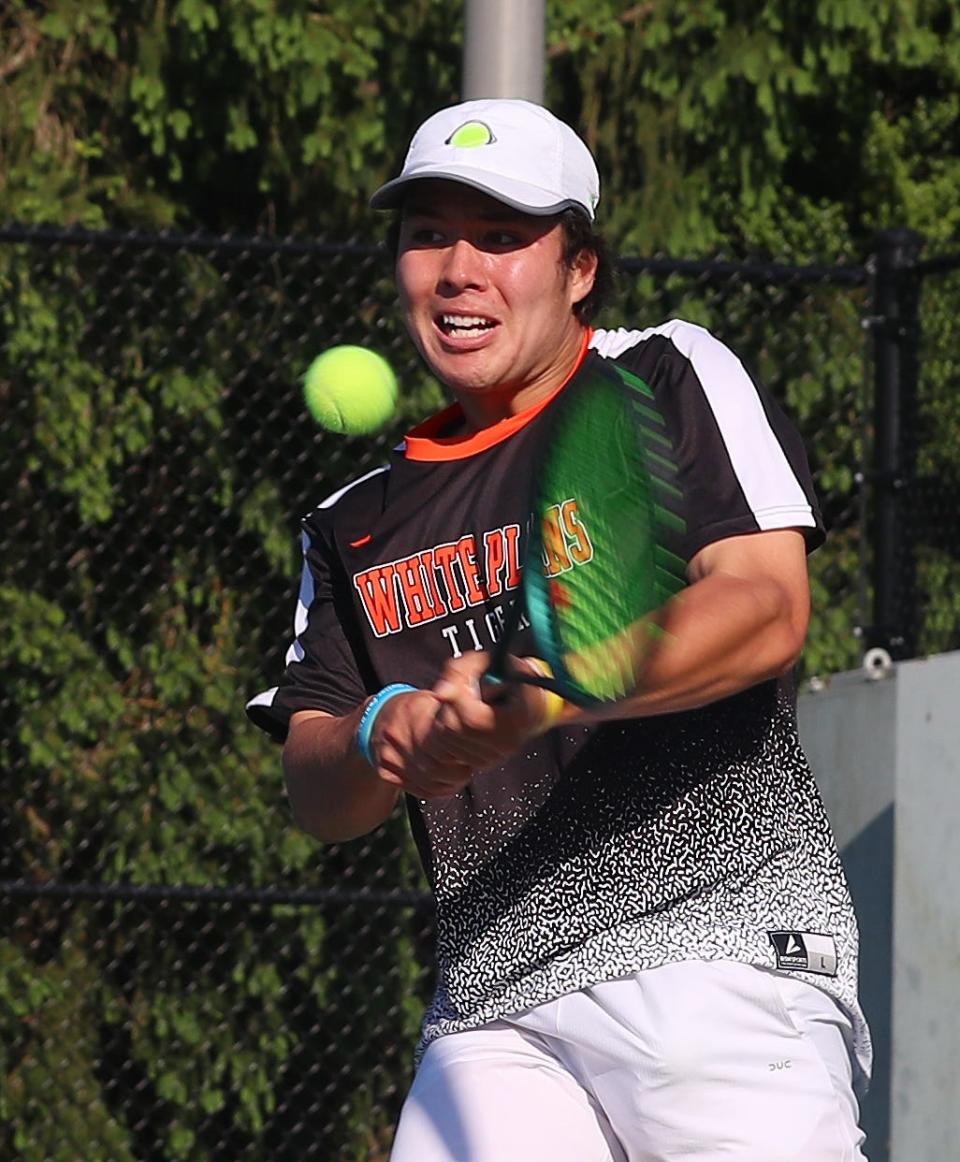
top-left (437, 237), bottom-right (487, 293)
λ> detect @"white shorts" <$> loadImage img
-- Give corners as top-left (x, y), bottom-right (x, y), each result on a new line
top-left (390, 960), bottom-right (868, 1162)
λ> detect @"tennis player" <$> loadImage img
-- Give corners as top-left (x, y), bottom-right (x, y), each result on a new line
top-left (248, 99), bottom-right (871, 1161)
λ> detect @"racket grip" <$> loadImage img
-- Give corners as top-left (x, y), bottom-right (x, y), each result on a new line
top-left (481, 657), bottom-right (567, 727)
top-left (523, 658), bottom-right (567, 729)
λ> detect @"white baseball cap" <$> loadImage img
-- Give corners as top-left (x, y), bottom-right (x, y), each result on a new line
top-left (370, 98), bottom-right (600, 220)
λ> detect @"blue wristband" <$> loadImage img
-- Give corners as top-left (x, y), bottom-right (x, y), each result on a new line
top-left (357, 683), bottom-right (417, 766)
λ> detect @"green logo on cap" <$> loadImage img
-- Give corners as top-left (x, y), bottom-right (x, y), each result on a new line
top-left (445, 121), bottom-right (496, 148)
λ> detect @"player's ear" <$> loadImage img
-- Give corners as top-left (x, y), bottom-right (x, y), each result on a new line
top-left (568, 246), bottom-right (599, 309)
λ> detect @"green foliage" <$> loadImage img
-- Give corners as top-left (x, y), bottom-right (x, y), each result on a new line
top-left (4, 0), bottom-right (959, 251)
top-left (1, 0), bottom-right (461, 232)
top-left (547, 0), bottom-right (960, 261)
top-left (0, 231), bottom-right (427, 1156)
top-left (3, 0), bottom-right (960, 1156)
top-left (1, 931), bottom-right (137, 1162)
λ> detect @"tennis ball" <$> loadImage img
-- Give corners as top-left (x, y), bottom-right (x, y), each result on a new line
top-left (302, 346), bottom-right (398, 435)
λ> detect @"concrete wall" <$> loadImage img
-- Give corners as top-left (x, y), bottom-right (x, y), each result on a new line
top-left (799, 651), bottom-right (960, 1162)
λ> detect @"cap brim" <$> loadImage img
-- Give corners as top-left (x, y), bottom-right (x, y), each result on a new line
top-left (369, 167), bottom-right (592, 219)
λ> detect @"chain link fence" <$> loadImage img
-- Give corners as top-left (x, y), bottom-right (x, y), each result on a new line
top-left (2, 224), bottom-right (957, 1159)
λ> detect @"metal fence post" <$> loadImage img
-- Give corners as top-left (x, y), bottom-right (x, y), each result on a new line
top-left (865, 228), bottom-right (924, 659)
top-left (462, 0), bottom-right (546, 102)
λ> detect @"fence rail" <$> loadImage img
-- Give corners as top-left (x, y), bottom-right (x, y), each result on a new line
top-left (2, 223), bottom-right (958, 1159)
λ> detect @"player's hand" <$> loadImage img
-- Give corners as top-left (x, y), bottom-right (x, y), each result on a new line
top-left (368, 688), bottom-right (475, 800)
top-left (425, 652), bottom-right (554, 770)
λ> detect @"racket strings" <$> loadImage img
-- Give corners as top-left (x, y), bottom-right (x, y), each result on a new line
top-left (527, 360), bottom-right (687, 705)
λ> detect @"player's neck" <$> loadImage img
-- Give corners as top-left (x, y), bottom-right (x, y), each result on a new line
top-left (455, 326), bottom-right (591, 433)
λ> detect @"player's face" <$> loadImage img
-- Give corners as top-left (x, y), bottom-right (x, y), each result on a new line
top-left (395, 181), bottom-right (597, 424)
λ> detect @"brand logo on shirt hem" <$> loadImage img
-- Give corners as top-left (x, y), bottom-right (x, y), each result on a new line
top-left (768, 931), bottom-right (838, 977)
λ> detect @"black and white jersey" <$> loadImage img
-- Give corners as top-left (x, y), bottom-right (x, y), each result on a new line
top-left (247, 320), bottom-right (871, 1086)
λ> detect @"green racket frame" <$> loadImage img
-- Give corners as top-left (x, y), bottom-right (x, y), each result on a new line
top-left (489, 357), bottom-right (686, 708)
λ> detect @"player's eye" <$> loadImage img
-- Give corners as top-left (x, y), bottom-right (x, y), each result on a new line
top-left (482, 230), bottom-right (523, 248)
top-left (407, 227), bottom-right (446, 246)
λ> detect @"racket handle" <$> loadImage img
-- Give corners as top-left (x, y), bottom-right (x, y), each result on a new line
top-left (482, 657), bottom-right (567, 729)
top-left (523, 658), bottom-right (567, 728)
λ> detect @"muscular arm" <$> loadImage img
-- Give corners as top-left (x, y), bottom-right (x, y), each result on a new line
top-left (283, 707), bottom-right (401, 843)
top-left (597, 527), bottom-right (811, 719)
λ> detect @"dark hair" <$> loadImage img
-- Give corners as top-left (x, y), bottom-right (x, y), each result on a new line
top-left (382, 203), bottom-right (615, 325)
top-left (557, 208), bottom-right (615, 324)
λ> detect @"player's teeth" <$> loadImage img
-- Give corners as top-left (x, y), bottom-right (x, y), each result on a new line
top-left (441, 315), bottom-right (493, 332)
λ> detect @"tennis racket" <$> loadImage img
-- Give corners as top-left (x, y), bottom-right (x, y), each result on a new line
top-left (486, 354), bottom-right (687, 708)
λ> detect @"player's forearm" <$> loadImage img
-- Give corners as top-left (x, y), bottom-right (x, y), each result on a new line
top-left (282, 708), bottom-right (400, 842)
top-left (585, 571), bottom-right (806, 721)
